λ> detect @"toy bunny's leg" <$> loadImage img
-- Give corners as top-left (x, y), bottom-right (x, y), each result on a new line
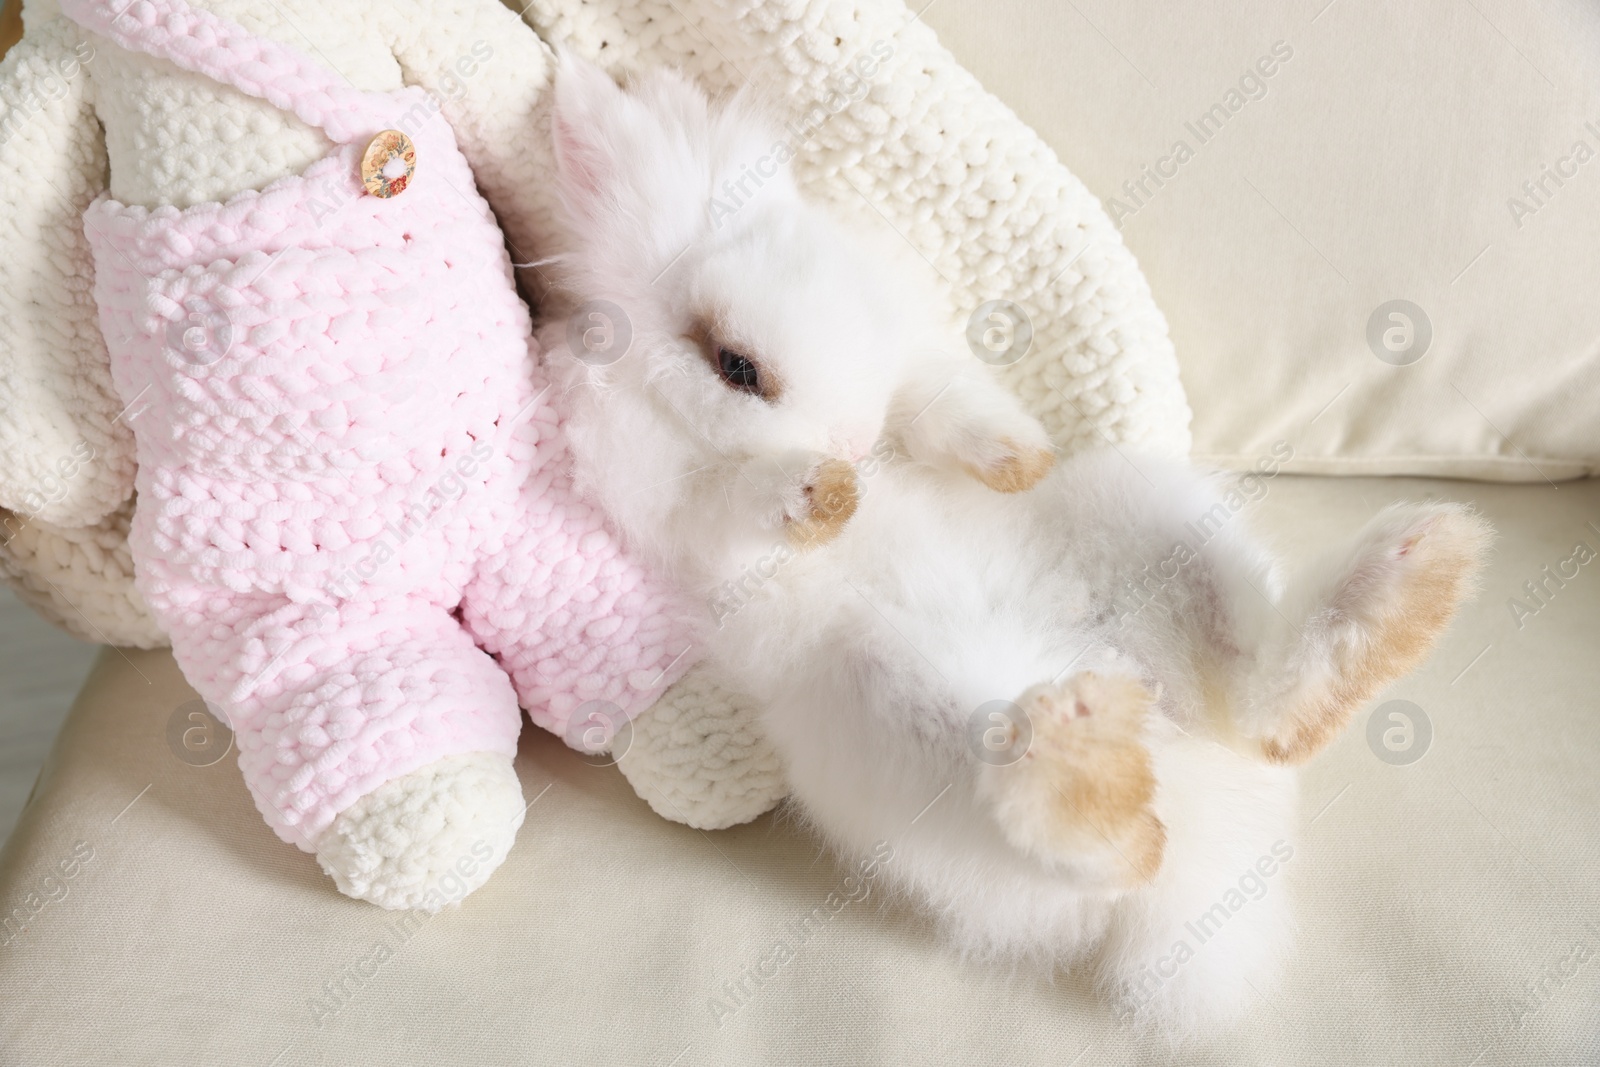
top-left (1227, 502), bottom-right (1492, 765)
top-left (615, 665), bottom-right (786, 830)
top-left (145, 567), bottom-right (526, 910)
top-left (457, 469), bottom-right (693, 747)
top-left (315, 748), bottom-right (525, 912)
top-left (975, 670), bottom-right (1166, 890)
top-left (458, 470), bottom-right (783, 828)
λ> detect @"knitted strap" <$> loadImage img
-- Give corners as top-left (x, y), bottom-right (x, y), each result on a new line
top-left (57, 0), bottom-right (385, 144)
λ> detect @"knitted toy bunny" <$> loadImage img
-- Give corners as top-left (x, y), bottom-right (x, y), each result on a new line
top-left (0, 0), bottom-right (785, 911)
top-left (541, 61), bottom-right (1494, 1031)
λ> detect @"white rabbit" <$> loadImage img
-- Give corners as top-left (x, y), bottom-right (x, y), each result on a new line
top-left (537, 57), bottom-right (1492, 1032)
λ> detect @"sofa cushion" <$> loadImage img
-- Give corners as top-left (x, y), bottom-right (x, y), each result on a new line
top-left (924, 0), bottom-right (1600, 481)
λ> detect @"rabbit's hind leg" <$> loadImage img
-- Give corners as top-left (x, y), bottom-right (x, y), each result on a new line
top-left (975, 670), bottom-right (1167, 889)
top-left (1235, 502), bottom-right (1493, 765)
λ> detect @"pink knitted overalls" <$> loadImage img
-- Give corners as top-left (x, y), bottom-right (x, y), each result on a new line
top-left (61, 0), bottom-right (693, 849)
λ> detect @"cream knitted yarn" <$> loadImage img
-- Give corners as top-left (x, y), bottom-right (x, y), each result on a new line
top-left (316, 751), bottom-right (526, 912)
top-left (617, 668), bottom-right (785, 831)
top-left (0, 10), bottom-right (145, 643)
top-left (0, 498), bottom-right (162, 647)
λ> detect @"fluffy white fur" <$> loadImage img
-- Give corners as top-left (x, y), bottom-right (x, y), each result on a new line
top-left (540, 58), bottom-right (1493, 1033)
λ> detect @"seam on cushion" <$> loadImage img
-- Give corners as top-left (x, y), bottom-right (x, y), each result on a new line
top-left (1191, 452), bottom-right (1598, 483)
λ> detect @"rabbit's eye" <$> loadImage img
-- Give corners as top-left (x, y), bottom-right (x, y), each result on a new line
top-left (717, 347), bottom-right (761, 394)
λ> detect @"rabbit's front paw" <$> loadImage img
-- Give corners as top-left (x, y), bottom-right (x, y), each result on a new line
top-left (893, 366), bottom-right (1055, 494)
top-left (977, 672), bottom-right (1165, 887)
top-left (963, 436), bottom-right (1056, 494)
top-left (789, 457), bottom-right (859, 548)
top-left (735, 452), bottom-right (859, 549)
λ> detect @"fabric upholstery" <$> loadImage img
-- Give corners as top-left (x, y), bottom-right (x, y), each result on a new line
top-left (2, 473), bottom-right (1595, 1065)
top-left (923, 0), bottom-right (1600, 482)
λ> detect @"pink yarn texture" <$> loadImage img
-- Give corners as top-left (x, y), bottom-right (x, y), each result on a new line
top-left (61, 0), bottom-right (694, 849)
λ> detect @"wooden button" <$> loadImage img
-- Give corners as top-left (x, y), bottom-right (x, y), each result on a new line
top-left (360, 130), bottom-right (416, 198)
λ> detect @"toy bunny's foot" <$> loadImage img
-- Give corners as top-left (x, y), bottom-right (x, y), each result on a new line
top-left (617, 670), bottom-right (786, 830)
top-left (977, 671), bottom-right (1166, 888)
top-left (316, 752), bottom-right (525, 911)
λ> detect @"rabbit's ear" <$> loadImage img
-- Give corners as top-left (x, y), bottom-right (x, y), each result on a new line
top-left (551, 54), bottom-right (629, 219)
top-left (550, 56), bottom-right (719, 266)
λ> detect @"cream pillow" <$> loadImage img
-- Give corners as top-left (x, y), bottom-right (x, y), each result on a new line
top-left (925, 0), bottom-right (1600, 481)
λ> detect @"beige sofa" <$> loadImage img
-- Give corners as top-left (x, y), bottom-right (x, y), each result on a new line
top-left (1, 476), bottom-right (1597, 1064)
top-left (3, 0), bottom-right (1598, 1063)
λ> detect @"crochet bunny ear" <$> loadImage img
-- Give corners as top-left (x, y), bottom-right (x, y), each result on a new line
top-left (0, 14), bottom-right (154, 645)
top-left (0, 498), bottom-right (165, 648)
top-left (0, 15), bottom-right (136, 530)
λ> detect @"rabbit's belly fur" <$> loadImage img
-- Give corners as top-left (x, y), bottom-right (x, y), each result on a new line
top-left (705, 449), bottom-right (1299, 1020)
